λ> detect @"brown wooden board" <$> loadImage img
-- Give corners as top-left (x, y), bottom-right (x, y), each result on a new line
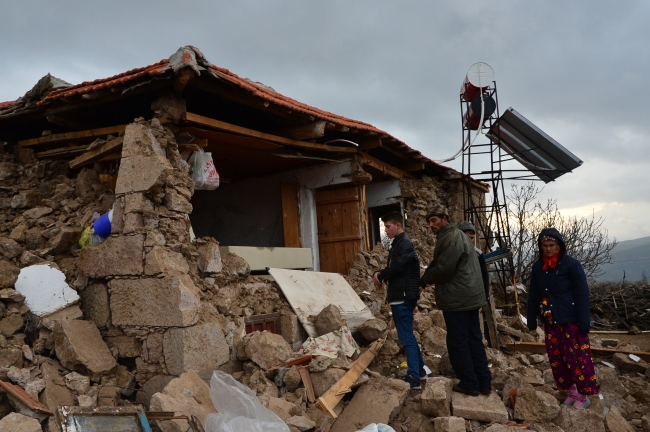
top-left (506, 341), bottom-right (650, 362)
top-left (280, 182), bottom-right (301, 248)
top-left (68, 136), bottom-right (124, 169)
top-left (18, 124), bottom-right (127, 147)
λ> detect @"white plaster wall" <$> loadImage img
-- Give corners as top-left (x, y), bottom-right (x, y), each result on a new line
top-left (366, 179), bottom-right (401, 208)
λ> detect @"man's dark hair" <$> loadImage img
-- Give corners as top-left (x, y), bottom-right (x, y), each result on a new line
top-left (381, 211), bottom-right (404, 225)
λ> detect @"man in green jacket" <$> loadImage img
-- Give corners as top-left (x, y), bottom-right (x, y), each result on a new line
top-left (420, 204), bottom-right (491, 396)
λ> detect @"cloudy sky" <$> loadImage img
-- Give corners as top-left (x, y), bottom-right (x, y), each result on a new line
top-left (1, 1), bottom-right (648, 241)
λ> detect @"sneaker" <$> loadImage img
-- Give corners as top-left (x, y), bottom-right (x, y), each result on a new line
top-left (419, 371), bottom-right (429, 381)
top-left (442, 368), bottom-right (457, 378)
top-left (404, 375), bottom-right (422, 390)
top-left (563, 384), bottom-right (578, 406)
top-left (452, 384), bottom-right (479, 397)
top-left (573, 393), bottom-right (591, 409)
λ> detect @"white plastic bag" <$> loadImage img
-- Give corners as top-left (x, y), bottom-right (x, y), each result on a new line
top-left (205, 370), bottom-right (289, 432)
top-left (189, 148), bottom-right (220, 190)
top-left (356, 424), bottom-right (396, 432)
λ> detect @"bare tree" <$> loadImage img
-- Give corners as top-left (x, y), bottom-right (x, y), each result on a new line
top-left (507, 182), bottom-right (617, 287)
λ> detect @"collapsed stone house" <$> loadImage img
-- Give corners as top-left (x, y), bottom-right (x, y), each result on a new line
top-left (0, 45), bottom-right (586, 431)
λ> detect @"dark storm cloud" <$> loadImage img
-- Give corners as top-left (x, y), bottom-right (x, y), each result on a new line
top-left (1, 1), bottom-right (649, 239)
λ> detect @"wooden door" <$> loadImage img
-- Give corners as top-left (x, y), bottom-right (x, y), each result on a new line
top-left (316, 186), bottom-right (366, 274)
top-left (280, 182), bottom-right (301, 247)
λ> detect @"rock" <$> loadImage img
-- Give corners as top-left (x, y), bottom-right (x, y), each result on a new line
top-left (164, 190), bottom-right (193, 213)
top-left (612, 352), bottom-right (649, 374)
top-left (196, 241), bottom-right (223, 273)
top-left (11, 191), bottom-right (37, 209)
top-left (53, 320), bottom-right (117, 381)
top-left (311, 368), bottom-right (346, 398)
top-left (451, 391), bottom-right (509, 423)
top-left (122, 122), bottom-right (166, 158)
top-left (136, 375), bottom-right (175, 408)
top-left (0, 238), bottom-right (23, 259)
top-left (150, 369), bottom-right (217, 432)
top-left (76, 168), bottom-right (101, 198)
top-left (431, 416), bottom-right (466, 432)
top-left (0, 261), bottom-right (19, 288)
top-left (358, 319), bottom-right (387, 341)
top-left (421, 376), bottom-right (453, 417)
top-left (598, 366), bottom-right (628, 398)
top-left (642, 413), bottom-right (650, 432)
top-left (39, 359), bottom-right (76, 412)
top-left (283, 366), bottom-right (303, 392)
top-left (529, 423), bottom-right (566, 432)
top-left (109, 275), bottom-right (200, 327)
top-left (81, 282), bottom-right (110, 329)
top-left (40, 305), bottom-right (83, 331)
top-left (421, 326), bottom-right (448, 355)
top-left (221, 253), bottom-right (250, 277)
top-left (65, 371), bottom-right (91, 394)
top-left (308, 356), bottom-right (331, 373)
top-left (46, 226), bottom-right (83, 254)
top-left (78, 234), bottom-right (144, 278)
top-left (601, 338), bottom-right (618, 348)
top-left (413, 312), bottom-right (433, 333)
top-left (145, 246), bottom-right (190, 276)
top-left (106, 336), bottom-right (142, 358)
top-left (243, 331), bottom-right (294, 370)
top-left (330, 378), bottom-right (410, 432)
top-left (115, 155), bottom-right (173, 194)
top-left (314, 304), bottom-right (342, 336)
top-left (14, 264), bottom-right (80, 317)
top-left (0, 314), bottom-right (24, 337)
top-left (604, 405), bottom-right (635, 432)
top-left (287, 415), bottom-right (316, 432)
top-left (529, 353), bottom-right (546, 364)
top-left (280, 311), bottom-right (308, 351)
top-left (0, 347), bottom-right (23, 368)
top-left (23, 207), bottom-right (53, 220)
top-left (553, 404), bottom-right (605, 432)
top-left (164, 323), bottom-right (230, 377)
top-left (124, 192), bottom-right (154, 213)
top-left (97, 385), bottom-right (121, 407)
top-left (513, 387), bottom-right (560, 423)
top-left (0, 412), bottom-right (42, 432)
top-left (268, 397), bottom-right (296, 421)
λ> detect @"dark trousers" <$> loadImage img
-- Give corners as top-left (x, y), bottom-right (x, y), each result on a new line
top-left (443, 309), bottom-right (491, 391)
top-left (391, 299), bottom-right (425, 379)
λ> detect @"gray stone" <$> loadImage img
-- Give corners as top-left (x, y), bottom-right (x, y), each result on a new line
top-left (553, 404), bottom-right (605, 432)
top-left (64, 371), bottom-right (91, 394)
top-left (122, 122), bottom-right (166, 158)
top-left (431, 416), bottom-right (466, 432)
top-left (604, 405), bottom-right (635, 432)
top-left (280, 311), bottom-right (308, 351)
top-left (243, 331), bottom-right (294, 370)
top-left (136, 375), bottom-right (175, 408)
top-left (358, 318), bottom-right (387, 342)
top-left (144, 246), bottom-right (190, 276)
top-left (163, 323), bottom-right (229, 377)
top-left (0, 412), bottom-right (42, 432)
top-left (283, 365), bottom-right (302, 392)
top-left (196, 241), bottom-right (223, 273)
top-left (109, 275), bottom-right (200, 327)
top-left (612, 352), bottom-right (649, 374)
top-left (78, 234), bottom-right (144, 278)
top-left (421, 325), bottom-right (448, 355)
top-left (53, 320), bottom-right (117, 381)
top-left (286, 415), bottom-right (316, 432)
top-left (311, 368), bottom-right (346, 398)
top-left (46, 226), bottom-right (82, 255)
top-left (0, 238), bottom-right (23, 259)
top-left (11, 191), bottom-right (37, 209)
top-left (513, 387), bottom-right (560, 423)
top-left (314, 304), bottom-right (342, 336)
top-left (115, 155), bottom-right (173, 194)
top-left (451, 391), bottom-right (508, 423)
top-left (421, 376), bottom-right (452, 417)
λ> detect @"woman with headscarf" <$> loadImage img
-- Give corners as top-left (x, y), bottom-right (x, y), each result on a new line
top-left (527, 228), bottom-right (599, 409)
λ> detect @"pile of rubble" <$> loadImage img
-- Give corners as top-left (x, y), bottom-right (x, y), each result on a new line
top-left (0, 116), bottom-right (648, 432)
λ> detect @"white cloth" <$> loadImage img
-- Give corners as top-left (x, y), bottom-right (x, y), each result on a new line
top-left (298, 326), bottom-right (359, 358)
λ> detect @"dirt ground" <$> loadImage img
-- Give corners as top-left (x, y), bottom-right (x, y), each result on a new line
top-left (599, 332), bottom-right (650, 352)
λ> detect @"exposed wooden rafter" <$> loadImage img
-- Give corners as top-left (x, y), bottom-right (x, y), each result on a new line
top-left (361, 153), bottom-right (415, 179)
top-left (18, 125), bottom-right (127, 147)
top-left (276, 120), bottom-right (326, 140)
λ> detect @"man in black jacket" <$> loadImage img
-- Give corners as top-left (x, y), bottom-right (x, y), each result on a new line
top-left (372, 211), bottom-right (425, 389)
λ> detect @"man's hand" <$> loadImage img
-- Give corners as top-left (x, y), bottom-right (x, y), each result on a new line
top-left (372, 272), bottom-right (382, 289)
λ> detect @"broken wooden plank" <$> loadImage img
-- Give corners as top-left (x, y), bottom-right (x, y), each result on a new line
top-left (18, 124), bottom-right (127, 147)
top-left (506, 341), bottom-right (650, 362)
top-left (182, 112), bottom-right (357, 154)
top-left (35, 145), bottom-right (90, 159)
top-left (68, 136), bottom-right (124, 169)
top-left (361, 153), bottom-right (415, 179)
top-left (316, 337), bottom-right (386, 418)
top-left (298, 366), bottom-right (316, 403)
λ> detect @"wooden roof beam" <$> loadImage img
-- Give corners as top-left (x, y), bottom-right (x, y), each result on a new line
top-left (361, 153), bottom-right (415, 179)
top-left (18, 124), bottom-right (127, 147)
top-left (68, 136), bottom-right (124, 169)
top-left (276, 120), bottom-right (326, 140)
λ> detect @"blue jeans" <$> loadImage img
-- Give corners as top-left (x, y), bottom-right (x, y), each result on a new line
top-left (391, 299), bottom-right (425, 380)
top-left (443, 309), bottom-right (491, 391)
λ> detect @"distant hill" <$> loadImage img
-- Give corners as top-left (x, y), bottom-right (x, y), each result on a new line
top-left (597, 236), bottom-right (650, 282)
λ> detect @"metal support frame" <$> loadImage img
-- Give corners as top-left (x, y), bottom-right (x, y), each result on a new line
top-left (460, 82), bottom-right (520, 318)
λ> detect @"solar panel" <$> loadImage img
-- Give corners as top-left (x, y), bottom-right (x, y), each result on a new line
top-left (486, 108), bottom-right (583, 183)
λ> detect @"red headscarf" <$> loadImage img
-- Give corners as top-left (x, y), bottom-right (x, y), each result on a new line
top-left (542, 252), bottom-right (559, 270)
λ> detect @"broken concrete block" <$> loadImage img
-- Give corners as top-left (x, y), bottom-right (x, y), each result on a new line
top-left (0, 314), bottom-right (24, 337)
top-left (0, 261), bottom-right (19, 288)
top-left (451, 391), bottom-right (508, 423)
top-left (314, 304), bottom-right (342, 336)
top-left (106, 335), bottom-right (142, 358)
top-left (115, 155), bottom-right (173, 194)
top-left (513, 387), bottom-right (560, 423)
top-left (122, 122), bottom-right (167, 158)
top-left (14, 264), bottom-right (80, 316)
top-left (358, 318), bottom-right (387, 341)
top-left (109, 275), bottom-right (200, 327)
top-left (136, 374), bottom-right (175, 408)
top-left (78, 234), bottom-right (144, 278)
top-left (80, 282), bottom-right (110, 329)
top-left (554, 404), bottom-right (605, 432)
top-left (145, 245), bottom-right (190, 276)
top-left (150, 369), bottom-right (217, 432)
top-left (164, 189), bottom-right (193, 213)
top-left (0, 412), bottom-right (42, 432)
top-left (0, 238), bottom-right (23, 259)
top-left (605, 405), bottom-right (635, 432)
top-left (243, 331), bottom-right (295, 370)
top-left (196, 241), bottom-right (223, 273)
top-left (330, 378), bottom-right (410, 432)
top-left (163, 323), bottom-right (229, 377)
top-left (39, 359), bottom-right (76, 412)
top-left (421, 376), bottom-right (452, 417)
top-left (431, 416), bottom-right (466, 432)
top-left (39, 305), bottom-right (83, 331)
top-left (612, 352), bottom-right (649, 374)
top-left (287, 415), bottom-right (316, 432)
top-left (46, 226), bottom-right (82, 255)
top-left (53, 320), bottom-right (117, 381)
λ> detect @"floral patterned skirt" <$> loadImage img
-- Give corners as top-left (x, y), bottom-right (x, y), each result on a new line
top-left (544, 322), bottom-right (599, 395)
